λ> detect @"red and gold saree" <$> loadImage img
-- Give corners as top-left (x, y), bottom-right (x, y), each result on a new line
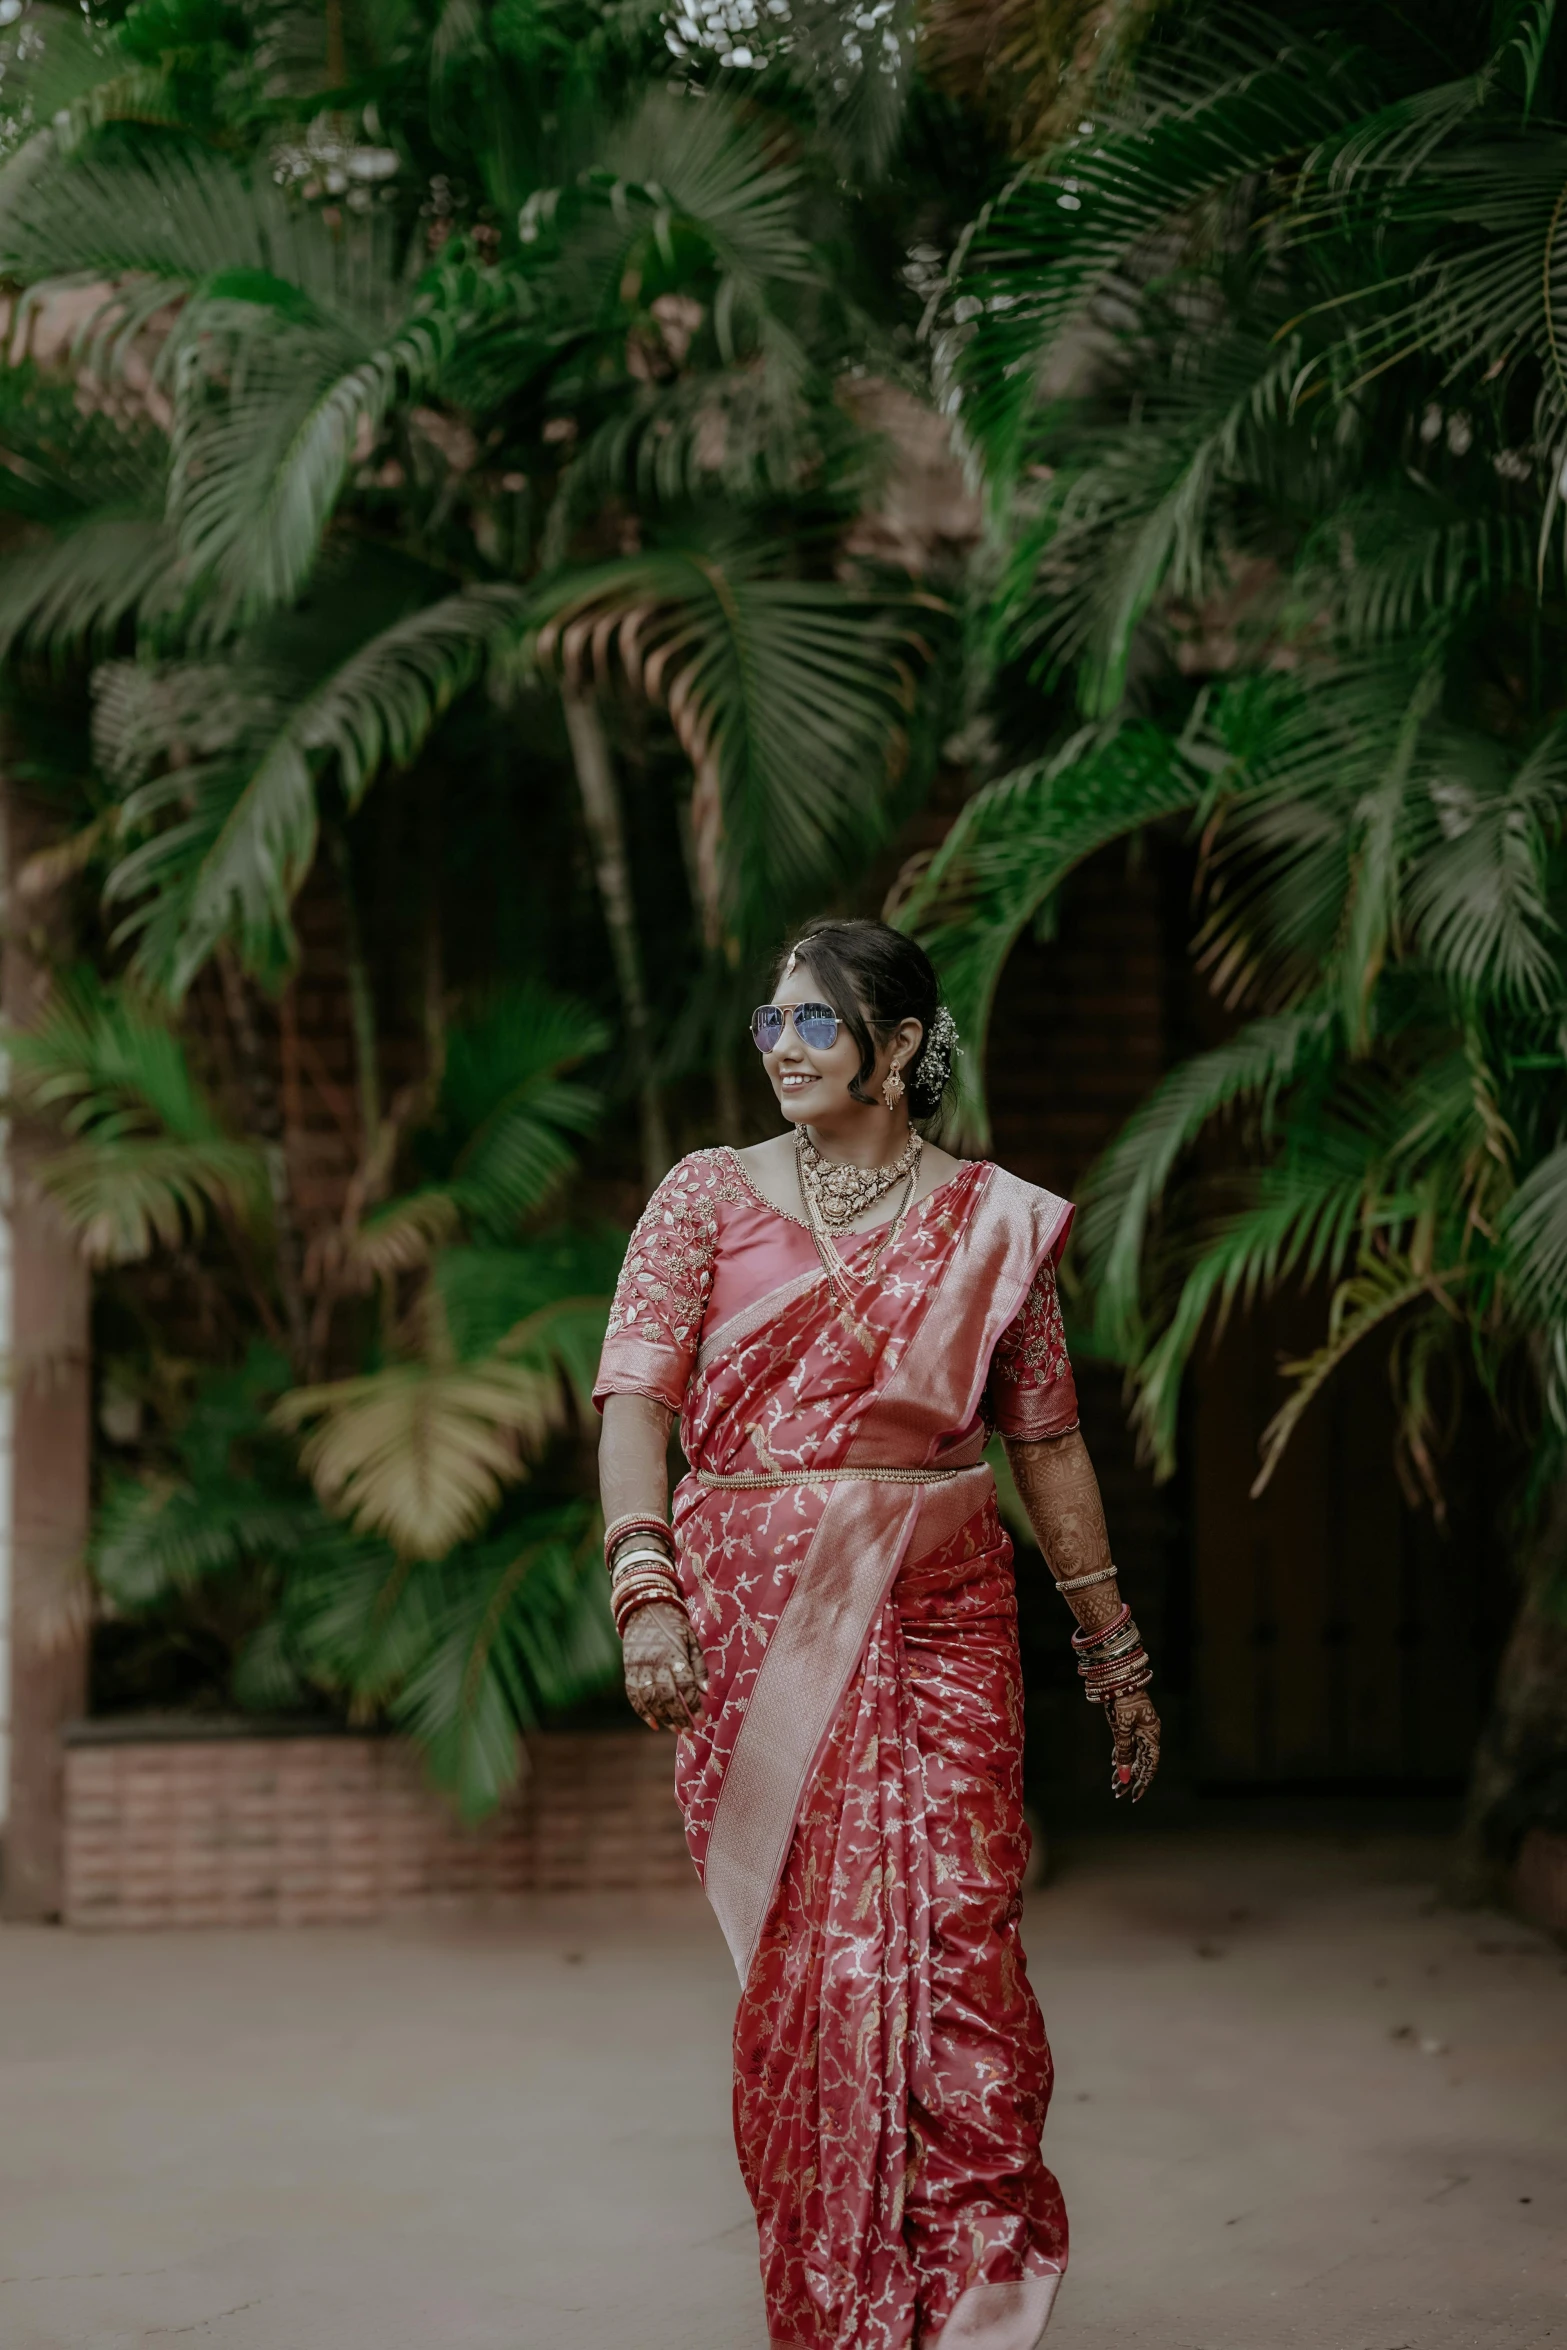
top-left (594, 1150), bottom-right (1078, 2350)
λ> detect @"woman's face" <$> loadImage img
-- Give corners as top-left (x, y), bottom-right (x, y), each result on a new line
top-left (760, 963), bottom-right (920, 1130)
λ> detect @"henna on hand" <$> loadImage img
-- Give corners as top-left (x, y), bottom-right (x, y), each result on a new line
top-left (1004, 1427), bottom-right (1162, 1801)
top-left (1108, 1690), bottom-right (1161, 1802)
top-left (622, 1599), bottom-right (708, 1733)
top-left (1003, 1427), bottom-right (1123, 1631)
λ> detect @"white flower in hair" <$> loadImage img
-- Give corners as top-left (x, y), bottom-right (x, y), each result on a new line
top-left (919, 1005), bottom-right (960, 1097)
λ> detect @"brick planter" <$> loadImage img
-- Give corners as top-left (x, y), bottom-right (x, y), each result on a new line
top-left (61, 1721), bottom-right (693, 1929)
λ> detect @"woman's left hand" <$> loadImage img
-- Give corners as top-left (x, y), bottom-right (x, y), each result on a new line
top-left (1108, 1691), bottom-right (1160, 1801)
top-left (622, 1599), bottom-right (708, 1732)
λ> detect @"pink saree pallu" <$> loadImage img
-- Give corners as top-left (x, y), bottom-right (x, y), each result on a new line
top-left (595, 1151), bottom-right (1080, 2350)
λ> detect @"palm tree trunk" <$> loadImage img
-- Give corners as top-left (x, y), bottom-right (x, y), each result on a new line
top-left (216, 946), bottom-right (310, 1369)
top-left (1449, 1470), bottom-right (1567, 1905)
top-left (330, 826), bottom-right (382, 1165)
top-left (561, 687), bottom-right (671, 1195)
top-left (713, 1037), bottom-right (745, 1145)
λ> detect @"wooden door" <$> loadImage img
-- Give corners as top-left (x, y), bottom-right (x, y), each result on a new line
top-left (1191, 1302), bottom-right (1506, 1788)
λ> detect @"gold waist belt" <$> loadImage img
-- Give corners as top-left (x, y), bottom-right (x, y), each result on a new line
top-left (694, 1463), bottom-right (975, 1490)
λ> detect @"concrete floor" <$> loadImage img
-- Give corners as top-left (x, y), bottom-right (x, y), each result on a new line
top-left (1, 1831), bottom-right (1564, 2350)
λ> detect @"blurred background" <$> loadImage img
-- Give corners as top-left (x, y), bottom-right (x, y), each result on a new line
top-left (0, 1), bottom-right (1564, 2344)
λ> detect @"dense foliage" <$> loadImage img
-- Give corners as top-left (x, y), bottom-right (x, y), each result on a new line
top-left (0, 0), bottom-right (978, 1802)
top-left (906, 0), bottom-right (1567, 1873)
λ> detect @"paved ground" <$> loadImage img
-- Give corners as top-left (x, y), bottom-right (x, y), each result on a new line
top-left (2, 1830), bottom-right (1565, 2350)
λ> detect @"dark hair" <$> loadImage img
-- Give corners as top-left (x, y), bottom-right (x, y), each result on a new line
top-left (774, 919), bottom-right (954, 1120)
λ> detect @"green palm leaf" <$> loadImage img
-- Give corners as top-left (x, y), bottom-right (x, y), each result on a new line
top-left (533, 539), bottom-right (936, 946)
top-left (902, 717), bottom-right (1208, 1140)
top-left (102, 586), bottom-right (520, 993)
top-left (0, 517), bottom-right (185, 664)
top-left (6, 970), bottom-right (269, 1258)
top-left (957, 18), bottom-right (1367, 475)
top-left (385, 1513), bottom-right (618, 1815)
top-left (1078, 1006), bottom-right (1335, 1352)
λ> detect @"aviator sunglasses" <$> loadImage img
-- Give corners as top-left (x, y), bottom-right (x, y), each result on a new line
top-left (750, 1001), bottom-right (842, 1054)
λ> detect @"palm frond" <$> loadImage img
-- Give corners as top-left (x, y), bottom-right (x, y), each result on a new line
top-left (901, 715), bottom-right (1208, 1141)
top-left (956, 19), bottom-right (1368, 475)
top-left (6, 970), bottom-right (269, 1258)
top-left (1128, 1133), bottom-right (1391, 1472)
top-left (533, 539), bottom-right (935, 947)
top-left (1004, 327), bottom-right (1302, 712)
top-left (39, 1137), bottom-right (273, 1265)
top-left (0, 517), bottom-right (185, 664)
top-left (1404, 722), bottom-right (1567, 1009)
top-left (275, 1353), bottom-right (566, 1558)
top-left (1078, 1004), bottom-right (1335, 1352)
top-left (539, 83), bottom-right (816, 328)
top-left (1504, 1139), bottom-right (1567, 1326)
top-left (384, 1512), bottom-right (617, 1813)
top-left (166, 267), bottom-right (464, 625)
top-left (435, 1230), bottom-right (626, 1372)
top-left (1253, 1255), bottom-right (1463, 1494)
top-left (437, 984), bottom-right (608, 1233)
top-left (103, 587), bottom-right (519, 993)
top-left (91, 1471), bottom-right (323, 1605)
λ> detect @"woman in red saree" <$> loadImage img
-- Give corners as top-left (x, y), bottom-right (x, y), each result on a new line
top-left (595, 921), bottom-right (1160, 2350)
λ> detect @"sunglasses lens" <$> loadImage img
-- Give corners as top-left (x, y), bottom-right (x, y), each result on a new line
top-left (751, 1006), bottom-right (786, 1053)
top-left (794, 1005), bottom-right (839, 1050)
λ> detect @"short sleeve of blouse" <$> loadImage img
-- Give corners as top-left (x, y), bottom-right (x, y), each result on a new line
top-left (987, 1255), bottom-right (1079, 1440)
top-left (592, 1153), bottom-right (724, 1415)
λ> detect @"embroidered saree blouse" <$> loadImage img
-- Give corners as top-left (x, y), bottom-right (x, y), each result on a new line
top-left (593, 1146), bottom-right (1078, 1442)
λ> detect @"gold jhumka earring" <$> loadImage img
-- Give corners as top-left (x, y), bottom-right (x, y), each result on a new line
top-left (881, 1064), bottom-right (905, 1110)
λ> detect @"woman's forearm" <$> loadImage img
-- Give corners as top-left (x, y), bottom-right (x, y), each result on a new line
top-left (599, 1392), bottom-right (675, 1535)
top-left (1002, 1428), bottom-right (1126, 1637)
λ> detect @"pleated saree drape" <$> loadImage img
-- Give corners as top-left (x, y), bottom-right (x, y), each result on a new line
top-left (595, 1150), bottom-right (1079, 2350)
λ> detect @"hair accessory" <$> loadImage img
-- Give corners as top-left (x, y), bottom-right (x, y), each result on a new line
top-left (881, 1063), bottom-right (905, 1110)
top-left (918, 1005), bottom-right (960, 1103)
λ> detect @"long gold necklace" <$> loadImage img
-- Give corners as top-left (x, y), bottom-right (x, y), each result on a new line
top-left (796, 1129), bottom-right (922, 1299)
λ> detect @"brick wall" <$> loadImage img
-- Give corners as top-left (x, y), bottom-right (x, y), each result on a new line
top-left (62, 1728), bottom-right (693, 1930)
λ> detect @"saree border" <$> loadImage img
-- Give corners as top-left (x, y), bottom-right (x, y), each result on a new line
top-left (925, 2272), bottom-right (1063, 2348)
top-left (701, 1165), bottom-right (1071, 1982)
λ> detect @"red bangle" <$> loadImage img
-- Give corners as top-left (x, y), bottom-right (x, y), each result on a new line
top-left (604, 1513), bottom-right (674, 1568)
top-left (613, 1583), bottom-right (687, 1637)
top-left (1072, 1604), bottom-right (1131, 1652)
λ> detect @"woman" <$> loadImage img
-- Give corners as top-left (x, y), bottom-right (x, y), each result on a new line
top-left (594, 920), bottom-right (1160, 2350)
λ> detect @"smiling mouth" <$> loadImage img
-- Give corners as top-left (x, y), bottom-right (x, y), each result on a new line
top-left (779, 1072), bottom-right (816, 1091)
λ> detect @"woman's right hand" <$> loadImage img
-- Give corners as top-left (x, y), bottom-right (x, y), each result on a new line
top-left (622, 1600), bottom-right (708, 1732)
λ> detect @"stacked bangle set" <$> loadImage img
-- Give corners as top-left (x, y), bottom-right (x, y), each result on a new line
top-left (1070, 1600), bottom-right (1153, 1708)
top-left (603, 1511), bottom-right (687, 1638)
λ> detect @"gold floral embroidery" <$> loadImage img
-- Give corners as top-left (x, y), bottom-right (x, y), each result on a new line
top-left (603, 1148), bottom-right (753, 1356)
top-left (989, 1259), bottom-right (1070, 1398)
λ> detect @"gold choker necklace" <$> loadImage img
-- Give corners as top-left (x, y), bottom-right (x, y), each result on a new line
top-left (795, 1128), bottom-right (922, 1230)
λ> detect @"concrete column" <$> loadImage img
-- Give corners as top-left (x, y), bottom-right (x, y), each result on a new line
top-left (1, 783), bottom-right (90, 1920)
